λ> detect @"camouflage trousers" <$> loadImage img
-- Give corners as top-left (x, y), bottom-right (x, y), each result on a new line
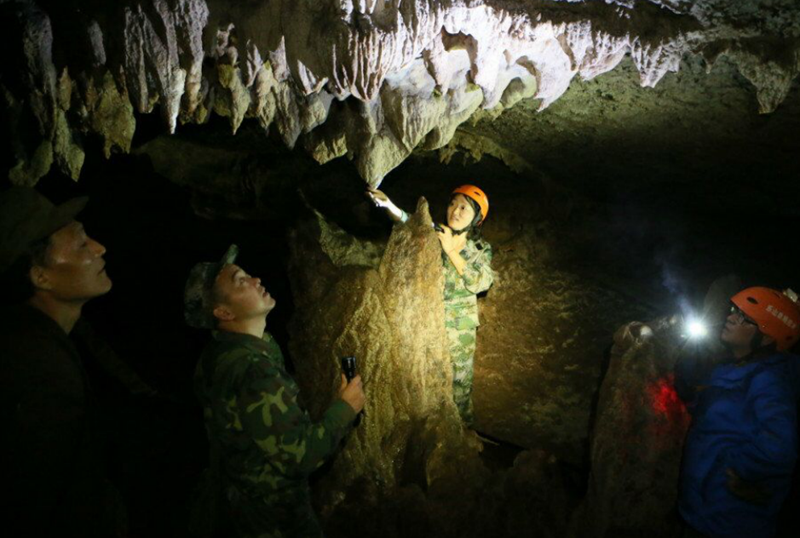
top-left (445, 310), bottom-right (477, 425)
top-left (227, 485), bottom-right (324, 538)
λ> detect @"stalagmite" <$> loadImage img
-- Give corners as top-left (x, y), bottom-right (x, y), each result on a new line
top-left (573, 317), bottom-right (692, 537)
top-left (285, 199), bottom-right (490, 533)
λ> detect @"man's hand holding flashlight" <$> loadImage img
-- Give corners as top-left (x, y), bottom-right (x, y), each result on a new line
top-left (339, 374), bottom-right (365, 414)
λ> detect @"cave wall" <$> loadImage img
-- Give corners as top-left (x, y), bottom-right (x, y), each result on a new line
top-left (474, 223), bottom-right (654, 462)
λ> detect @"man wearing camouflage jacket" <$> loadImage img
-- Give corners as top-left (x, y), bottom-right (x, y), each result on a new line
top-left (185, 245), bottom-right (365, 538)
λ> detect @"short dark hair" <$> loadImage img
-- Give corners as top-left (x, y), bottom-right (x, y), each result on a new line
top-left (208, 279), bottom-right (226, 329)
top-left (0, 236), bottom-right (52, 305)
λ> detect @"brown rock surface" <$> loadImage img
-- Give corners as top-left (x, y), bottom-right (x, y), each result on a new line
top-left (286, 198), bottom-right (489, 535)
top-left (572, 317), bottom-right (692, 538)
top-left (474, 230), bottom-right (654, 463)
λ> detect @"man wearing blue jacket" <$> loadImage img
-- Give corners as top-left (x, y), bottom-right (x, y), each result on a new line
top-left (676, 287), bottom-right (800, 538)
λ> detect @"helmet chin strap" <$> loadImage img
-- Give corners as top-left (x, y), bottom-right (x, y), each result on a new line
top-left (451, 226), bottom-right (470, 236)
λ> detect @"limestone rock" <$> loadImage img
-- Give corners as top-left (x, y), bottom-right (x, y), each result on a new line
top-left (571, 316), bottom-right (692, 538)
top-left (726, 38), bottom-right (800, 113)
top-left (286, 198), bottom-right (489, 533)
top-left (4, 0), bottom-right (797, 185)
top-left (79, 72), bottom-right (136, 158)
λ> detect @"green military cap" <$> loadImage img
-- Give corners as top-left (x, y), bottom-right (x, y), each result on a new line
top-left (0, 187), bottom-right (88, 274)
top-left (184, 244), bottom-right (239, 329)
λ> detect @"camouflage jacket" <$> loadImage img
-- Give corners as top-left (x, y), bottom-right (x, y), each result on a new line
top-left (194, 330), bottom-right (355, 502)
top-left (442, 238), bottom-right (494, 324)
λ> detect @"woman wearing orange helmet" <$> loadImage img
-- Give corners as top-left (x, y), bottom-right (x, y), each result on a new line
top-left (368, 185), bottom-right (494, 425)
top-left (676, 287), bottom-right (800, 538)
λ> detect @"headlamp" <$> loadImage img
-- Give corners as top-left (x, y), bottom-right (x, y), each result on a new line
top-left (685, 319), bottom-right (708, 339)
top-left (679, 309), bottom-right (714, 340)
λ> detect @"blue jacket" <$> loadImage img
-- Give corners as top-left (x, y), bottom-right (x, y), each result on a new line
top-left (676, 353), bottom-right (800, 538)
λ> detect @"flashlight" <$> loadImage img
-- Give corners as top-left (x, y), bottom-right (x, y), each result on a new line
top-left (341, 356), bottom-right (357, 381)
top-left (682, 317), bottom-right (709, 340)
top-left (340, 356), bottom-right (361, 427)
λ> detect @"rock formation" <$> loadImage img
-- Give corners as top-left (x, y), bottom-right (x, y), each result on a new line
top-left (285, 198), bottom-right (490, 535)
top-left (2, 0), bottom-right (798, 186)
top-left (572, 316), bottom-right (692, 537)
top-left (571, 274), bottom-right (746, 538)
top-left (281, 195), bottom-right (597, 537)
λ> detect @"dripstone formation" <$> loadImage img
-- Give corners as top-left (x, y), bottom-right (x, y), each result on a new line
top-left (3, 0), bottom-right (798, 187)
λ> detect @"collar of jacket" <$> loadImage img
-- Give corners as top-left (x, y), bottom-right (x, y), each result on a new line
top-left (3, 303), bottom-right (80, 356)
top-left (210, 329), bottom-right (274, 352)
top-left (709, 353), bottom-right (789, 388)
top-left (0, 303), bottom-right (91, 391)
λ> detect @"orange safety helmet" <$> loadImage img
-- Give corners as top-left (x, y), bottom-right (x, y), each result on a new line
top-left (731, 287), bottom-right (800, 351)
top-left (452, 185), bottom-right (489, 224)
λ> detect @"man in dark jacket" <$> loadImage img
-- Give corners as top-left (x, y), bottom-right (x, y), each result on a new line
top-left (676, 287), bottom-right (800, 538)
top-left (0, 187), bottom-right (122, 537)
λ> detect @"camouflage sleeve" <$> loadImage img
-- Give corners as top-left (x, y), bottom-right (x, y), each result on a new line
top-left (462, 242), bottom-right (494, 294)
top-left (236, 360), bottom-right (356, 478)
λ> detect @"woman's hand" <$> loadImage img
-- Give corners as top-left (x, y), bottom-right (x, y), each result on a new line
top-left (437, 225), bottom-right (466, 255)
top-left (438, 225), bottom-right (468, 275)
top-left (366, 189), bottom-right (405, 222)
top-left (366, 189), bottom-right (391, 208)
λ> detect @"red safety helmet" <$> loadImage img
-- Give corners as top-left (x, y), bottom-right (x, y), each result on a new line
top-left (731, 287), bottom-right (800, 351)
top-left (452, 185), bottom-right (489, 224)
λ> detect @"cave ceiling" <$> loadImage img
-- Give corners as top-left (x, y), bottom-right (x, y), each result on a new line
top-left (1, 0), bottom-right (799, 192)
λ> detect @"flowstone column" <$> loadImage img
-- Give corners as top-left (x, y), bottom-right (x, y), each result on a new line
top-left (287, 198), bottom-right (486, 536)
